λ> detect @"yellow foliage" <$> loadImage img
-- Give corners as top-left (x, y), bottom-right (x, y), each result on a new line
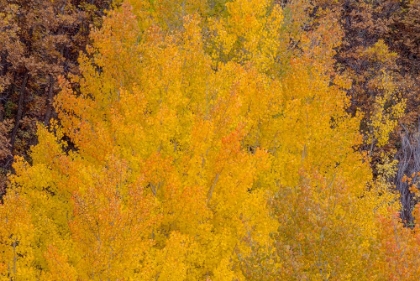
top-left (0, 1), bottom-right (402, 280)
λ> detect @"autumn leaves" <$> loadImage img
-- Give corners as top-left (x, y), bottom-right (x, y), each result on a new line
top-left (0, 0), bottom-right (418, 280)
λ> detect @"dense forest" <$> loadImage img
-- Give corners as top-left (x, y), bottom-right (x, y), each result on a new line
top-left (1, 0), bottom-right (420, 279)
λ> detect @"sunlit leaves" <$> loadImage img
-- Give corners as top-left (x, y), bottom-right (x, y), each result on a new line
top-left (0, 0), bottom-right (412, 280)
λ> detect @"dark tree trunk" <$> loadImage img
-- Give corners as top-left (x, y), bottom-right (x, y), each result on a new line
top-left (10, 72), bottom-right (29, 150)
top-left (44, 74), bottom-right (54, 126)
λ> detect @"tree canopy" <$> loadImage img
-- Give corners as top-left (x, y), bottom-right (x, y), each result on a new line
top-left (1, 0), bottom-right (420, 280)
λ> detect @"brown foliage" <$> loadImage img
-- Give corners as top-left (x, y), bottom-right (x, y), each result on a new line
top-left (0, 0), bottom-right (113, 192)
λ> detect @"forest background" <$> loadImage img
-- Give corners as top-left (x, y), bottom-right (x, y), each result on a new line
top-left (1, 0), bottom-right (420, 280)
